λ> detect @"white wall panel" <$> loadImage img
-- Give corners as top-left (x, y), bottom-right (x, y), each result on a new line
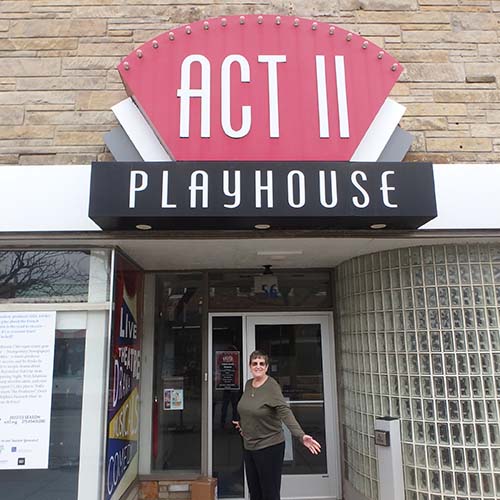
top-left (1, 163), bottom-right (500, 233)
top-left (0, 165), bottom-right (99, 232)
top-left (421, 164), bottom-right (500, 230)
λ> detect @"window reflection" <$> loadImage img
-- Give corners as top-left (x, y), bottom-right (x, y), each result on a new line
top-left (256, 324), bottom-right (324, 401)
top-left (0, 251), bottom-right (91, 303)
top-left (209, 271), bottom-right (331, 309)
top-left (256, 323), bottom-right (327, 474)
top-left (212, 317), bottom-right (244, 498)
top-left (153, 274), bottom-right (203, 471)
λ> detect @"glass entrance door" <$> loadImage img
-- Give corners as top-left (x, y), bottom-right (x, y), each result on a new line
top-left (210, 316), bottom-right (245, 498)
top-left (209, 314), bottom-right (339, 500)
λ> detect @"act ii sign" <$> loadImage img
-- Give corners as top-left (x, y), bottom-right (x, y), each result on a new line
top-left (117, 15), bottom-right (403, 161)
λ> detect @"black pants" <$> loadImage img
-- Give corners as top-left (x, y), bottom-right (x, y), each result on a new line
top-left (243, 441), bottom-right (285, 500)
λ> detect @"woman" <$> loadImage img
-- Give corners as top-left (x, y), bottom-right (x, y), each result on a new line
top-left (233, 350), bottom-right (321, 500)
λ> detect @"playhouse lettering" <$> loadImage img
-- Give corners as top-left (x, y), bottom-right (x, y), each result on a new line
top-left (127, 166), bottom-right (399, 213)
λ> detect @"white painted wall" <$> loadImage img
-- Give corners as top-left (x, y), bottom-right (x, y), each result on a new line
top-left (0, 165), bottom-right (100, 231)
top-left (0, 163), bottom-right (499, 232)
top-left (420, 164), bottom-right (500, 230)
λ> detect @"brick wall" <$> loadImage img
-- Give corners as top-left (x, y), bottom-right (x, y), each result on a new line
top-left (138, 479), bottom-right (213, 500)
top-left (0, 0), bottom-right (499, 165)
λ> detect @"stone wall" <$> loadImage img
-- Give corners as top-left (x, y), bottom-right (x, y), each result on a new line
top-left (0, 0), bottom-right (499, 165)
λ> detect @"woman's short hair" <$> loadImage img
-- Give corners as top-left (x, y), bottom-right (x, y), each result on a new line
top-left (249, 350), bottom-right (269, 365)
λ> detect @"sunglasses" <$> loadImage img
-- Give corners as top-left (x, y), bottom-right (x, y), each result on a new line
top-left (251, 361), bottom-right (267, 367)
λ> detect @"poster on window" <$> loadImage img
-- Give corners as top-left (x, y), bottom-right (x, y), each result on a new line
top-left (215, 351), bottom-right (240, 390)
top-left (0, 311), bottom-right (56, 470)
top-left (104, 256), bottom-right (143, 500)
top-left (163, 389), bottom-right (184, 410)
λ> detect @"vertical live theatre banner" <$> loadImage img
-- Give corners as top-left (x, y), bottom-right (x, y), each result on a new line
top-left (105, 256), bottom-right (143, 500)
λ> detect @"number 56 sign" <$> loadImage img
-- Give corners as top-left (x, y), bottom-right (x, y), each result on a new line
top-left (254, 275), bottom-right (280, 298)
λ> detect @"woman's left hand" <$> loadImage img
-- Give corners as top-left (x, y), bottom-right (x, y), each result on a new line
top-left (302, 434), bottom-right (321, 455)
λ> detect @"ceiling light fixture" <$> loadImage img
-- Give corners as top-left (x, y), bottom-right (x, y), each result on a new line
top-left (370, 223), bottom-right (387, 229)
top-left (262, 265), bottom-right (273, 275)
top-left (254, 223), bottom-right (271, 230)
top-left (136, 224), bottom-right (152, 230)
top-left (257, 250), bottom-right (303, 256)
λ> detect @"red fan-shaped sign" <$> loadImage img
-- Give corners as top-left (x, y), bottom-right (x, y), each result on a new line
top-left (118, 15), bottom-right (403, 161)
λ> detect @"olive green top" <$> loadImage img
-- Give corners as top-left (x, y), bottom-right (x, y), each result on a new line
top-left (237, 376), bottom-right (305, 451)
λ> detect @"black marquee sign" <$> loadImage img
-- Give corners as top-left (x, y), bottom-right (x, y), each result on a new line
top-left (89, 161), bottom-right (437, 231)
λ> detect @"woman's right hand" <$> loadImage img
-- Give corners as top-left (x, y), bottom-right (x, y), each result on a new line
top-left (232, 420), bottom-right (243, 435)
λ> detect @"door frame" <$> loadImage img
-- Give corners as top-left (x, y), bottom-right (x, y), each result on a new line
top-left (208, 312), bottom-right (342, 500)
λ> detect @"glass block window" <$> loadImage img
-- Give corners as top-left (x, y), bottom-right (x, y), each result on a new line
top-left (335, 244), bottom-right (500, 500)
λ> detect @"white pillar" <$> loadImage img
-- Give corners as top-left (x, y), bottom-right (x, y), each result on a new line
top-left (374, 417), bottom-right (404, 500)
